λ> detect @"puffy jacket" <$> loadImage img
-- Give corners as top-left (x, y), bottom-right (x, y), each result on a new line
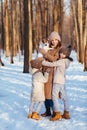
top-left (31, 68), bottom-right (49, 102)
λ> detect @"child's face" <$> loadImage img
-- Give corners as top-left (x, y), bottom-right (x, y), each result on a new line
top-left (51, 39), bottom-right (59, 48)
top-left (59, 53), bottom-right (66, 58)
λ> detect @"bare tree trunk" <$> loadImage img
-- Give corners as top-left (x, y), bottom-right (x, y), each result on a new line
top-left (28, 0), bottom-right (32, 62)
top-left (4, 0), bottom-right (9, 57)
top-left (8, 0), bottom-right (14, 63)
top-left (32, 0), bottom-right (37, 51)
top-left (0, 0), bottom-right (4, 51)
top-left (58, 0), bottom-right (64, 38)
top-left (23, 0), bottom-right (29, 73)
top-left (53, 0), bottom-right (59, 32)
top-left (13, 0), bottom-right (17, 56)
top-left (77, 0), bottom-right (84, 63)
top-left (38, 0), bottom-right (46, 38)
top-left (72, 1), bottom-right (80, 60)
top-left (16, 0), bottom-right (21, 61)
top-left (20, 0), bottom-right (24, 55)
top-left (84, 43), bottom-right (87, 71)
top-left (35, 2), bottom-right (42, 51)
top-left (48, 0), bottom-right (53, 35)
top-left (44, 0), bottom-right (48, 38)
top-left (84, 1), bottom-right (87, 71)
top-left (0, 0), bottom-right (4, 66)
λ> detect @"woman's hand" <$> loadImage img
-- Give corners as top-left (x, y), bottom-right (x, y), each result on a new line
top-left (39, 48), bottom-right (46, 55)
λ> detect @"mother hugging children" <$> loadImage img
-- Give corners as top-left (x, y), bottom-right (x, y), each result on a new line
top-left (39, 31), bottom-right (61, 117)
top-left (28, 31), bottom-right (72, 121)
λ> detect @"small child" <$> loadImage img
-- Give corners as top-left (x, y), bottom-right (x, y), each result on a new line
top-left (42, 46), bottom-right (73, 121)
top-left (37, 38), bottom-right (53, 57)
top-left (28, 59), bottom-right (50, 120)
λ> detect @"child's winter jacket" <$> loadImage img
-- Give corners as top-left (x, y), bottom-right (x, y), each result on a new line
top-left (31, 68), bottom-right (49, 102)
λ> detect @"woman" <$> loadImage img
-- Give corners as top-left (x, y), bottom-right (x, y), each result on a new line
top-left (39, 31), bottom-right (61, 117)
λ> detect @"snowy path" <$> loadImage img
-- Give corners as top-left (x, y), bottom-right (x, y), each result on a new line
top-left (0, 51), bottom-right (87, 130)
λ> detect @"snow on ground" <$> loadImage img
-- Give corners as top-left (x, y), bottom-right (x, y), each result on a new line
top-left (0, 51), bottom-right (87, 130)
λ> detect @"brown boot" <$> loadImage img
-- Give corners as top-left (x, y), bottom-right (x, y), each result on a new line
top-left (50, 112), bottom-right (62, 121)
top-left (32, 112), bottom-right (41, 120)
top-left (62, 111), bottom-right (70, 119)
top-left (41, 107), bottom-right (51, 117)
top-left (27, 113), bottom-right (32, 118)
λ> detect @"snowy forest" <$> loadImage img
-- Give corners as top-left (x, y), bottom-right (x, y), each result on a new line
top-left (0, 0), bottom-right (87, 71)
top-left (0, 0), bottom-right (87, 130)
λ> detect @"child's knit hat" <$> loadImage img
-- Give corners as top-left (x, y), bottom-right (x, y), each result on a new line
top-left (49, 31), bottom-right (61, 42)
top-left (59, 46), bottom-right (71, 57)
top-left (30, 59), bottom-right (42, 69)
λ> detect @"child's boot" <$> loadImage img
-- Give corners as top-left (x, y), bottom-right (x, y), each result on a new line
top-left (62, 111), bottom-right (70, 119)
top-left (32, 112), bottom-right (41, 120)
top-left (50, 111), bottom-right (62, 121)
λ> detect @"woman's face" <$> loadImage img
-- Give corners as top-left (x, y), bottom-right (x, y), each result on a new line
top-left (51, 39), bottom-right (59, 48)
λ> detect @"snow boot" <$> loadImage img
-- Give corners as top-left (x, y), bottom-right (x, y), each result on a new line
top-left (62, 111), bottom-right (70, 119)
top-left (50, 112), bottom-right (62, 121)
top-left (32, 112), bottom-right (41, 120)
top-left (41, 107), bottom-right (51, 117)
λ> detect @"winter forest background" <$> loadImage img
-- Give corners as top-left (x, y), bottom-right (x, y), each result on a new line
top-left (0, 0), bottom-right (87, 130)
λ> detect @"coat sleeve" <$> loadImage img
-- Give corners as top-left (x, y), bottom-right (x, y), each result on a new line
top-left (42, 60), bottom-right (63, 67)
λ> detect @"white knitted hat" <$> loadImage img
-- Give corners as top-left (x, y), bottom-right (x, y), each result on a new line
top-left (49, 31), bottom-right (61, 41)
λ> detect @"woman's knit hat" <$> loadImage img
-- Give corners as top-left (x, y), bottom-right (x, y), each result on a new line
top-left (59, 46), bottom-right (71, 57)
top-left (49, 31), bottom-right (61, 42)
top-left (30, 59), bottom-right (42, 69)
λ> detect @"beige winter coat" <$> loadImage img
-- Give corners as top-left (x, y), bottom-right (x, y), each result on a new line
top-left (31, 68), bottom-right (49, 102)
top-left (42, 58), bottom-right (70, 84)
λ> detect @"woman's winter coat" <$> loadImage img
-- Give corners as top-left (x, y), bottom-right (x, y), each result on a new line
top-left (42, 47), bottom-right (60, 99)
top-left (31, 68), bottom-right (49, 102)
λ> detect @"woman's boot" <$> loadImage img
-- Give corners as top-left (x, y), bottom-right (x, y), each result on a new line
top-left (41, 107), bottom-right (51, 117)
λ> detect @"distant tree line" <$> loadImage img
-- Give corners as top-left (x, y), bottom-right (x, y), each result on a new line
top-left (71, 0), bottom-right (87, 71)
top-left (0, 0), bottom-right (87, 71)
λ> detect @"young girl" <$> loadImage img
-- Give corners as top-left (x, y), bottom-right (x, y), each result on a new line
top-left (27, 59), bottom-right (50, 120)
top-left (42, 46), bottom-right (73, 121)
top-left (39, 31), bottom-right (61, 117)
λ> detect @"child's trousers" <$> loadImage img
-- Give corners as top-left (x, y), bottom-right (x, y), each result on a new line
top-left (52, 83), bottom-right (69, 112)
top-left (29, 101), bottom-right (44, 114)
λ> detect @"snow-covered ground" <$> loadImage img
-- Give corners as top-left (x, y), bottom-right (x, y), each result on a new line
top-left (0, 51), bottom-right (87, 130)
